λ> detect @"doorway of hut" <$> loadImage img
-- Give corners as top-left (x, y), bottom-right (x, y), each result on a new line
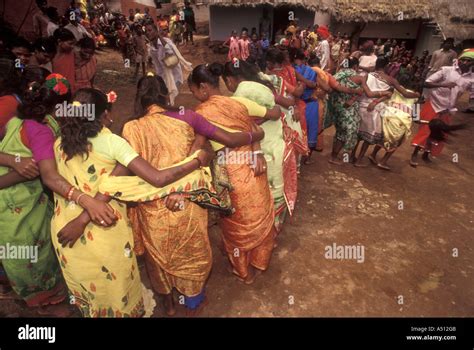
top-left (272, 5), bottom-right (316, 45)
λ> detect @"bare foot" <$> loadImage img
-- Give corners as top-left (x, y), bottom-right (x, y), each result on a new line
top-left (243, 268), bottom-right (262, 285)
top-left (328, 158), bottom-right (342, 165)
top-left (377, 163), bottom-right (391, 171)
top-left (410, 155), bottom-right (418, 167)
top-left (368, 155), bottom-right (377, 165)
top-left (353, 161), bottom-right (369, 168)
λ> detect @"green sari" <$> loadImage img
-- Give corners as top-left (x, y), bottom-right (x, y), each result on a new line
top-left (232, 81), bottom-right (287, 230)
top-left (326, 69), bottom-right (361, 152)
top-left (0, 116), bottom-right (66, 306)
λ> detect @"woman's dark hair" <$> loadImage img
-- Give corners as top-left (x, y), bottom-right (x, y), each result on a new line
top-left (19, 66), bottom-right (51, 94)
top-left (53, 28), bottom-right (75, 43)
top-left (308, 53), bottom-right (320, 67)
top-left (375, 56), bottom-right (389, 70)
top-left (222, 61), bottom-right (273, 90)
top-left (78, 37), bottom-right (96, 50)
top-left (45, 6), bottom-right (59, 22)
top-left (134, 75), bottom-right (170, 117)
top-left (265, 48), bottom-right (285, 64)
top-left (290, 48), bottom-right (306, 62)
top-left (188, 62), bottom-right (223, 88)
top-left (223, 60), bottom-right (274, 91)
top-left (18, 78), bottom-right (71, 123)
top-left (0, 58), bottom-right (20, 97)
top-left (33, 37), bottom-right (57, 55)
top-left (59, 88), bottom-right (110, 161)
top-left (9, 37), bottom-right (32, 51)
top-left (347, 56), bottom-right (359, 68)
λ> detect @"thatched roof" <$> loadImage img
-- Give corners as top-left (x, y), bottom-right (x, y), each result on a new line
top-left (431, 0), bottom-right (474, 41)
top-left (202, 0), bottom-right (474, 41)
top-left (330, 0), bottom-right (431, 22)
top-left (201, 0), bottom-right (332, 12)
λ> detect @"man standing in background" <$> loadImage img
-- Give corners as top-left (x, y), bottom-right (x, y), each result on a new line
top-left (183, 1), bottom-right (196, 46)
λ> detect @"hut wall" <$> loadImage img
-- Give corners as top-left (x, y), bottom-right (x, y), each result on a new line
top-left (331, 21), bottom-right (420, 40)
top-left (120, 0), bottom-right (158, 19)
top-left (209, 5), bottom-right (315, 41)
top-left (210, 5), bottom-right (265, 41)
top-left (414, 25), bottom-right (443, 56)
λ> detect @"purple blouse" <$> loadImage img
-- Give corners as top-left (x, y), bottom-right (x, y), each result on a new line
top-left (164, 109), bottom-right (217, 138)
top-left (23, 120), bottom-right (55, 162)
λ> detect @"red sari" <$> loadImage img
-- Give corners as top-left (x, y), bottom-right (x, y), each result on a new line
top-left (53, 52), bottom-right (76, 92)
top-left (270, 64), bottom-right (309, 156)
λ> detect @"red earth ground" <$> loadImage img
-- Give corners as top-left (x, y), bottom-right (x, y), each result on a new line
top-left (1, 36), bottom-right (472, 317)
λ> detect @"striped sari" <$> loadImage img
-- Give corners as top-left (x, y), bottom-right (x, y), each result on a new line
top-left (196, 95), bottom-right (275, 279)
top-left (121, 105), bottom-right (212, 301)
top-left (233, 80), bottom-right (296, 231)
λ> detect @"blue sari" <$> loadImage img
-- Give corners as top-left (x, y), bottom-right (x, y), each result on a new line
top-left (294, 64), bottom-right (319, 150)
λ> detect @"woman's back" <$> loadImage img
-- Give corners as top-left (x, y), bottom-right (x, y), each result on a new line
top-left (123, 105), bottom-right (194, 169)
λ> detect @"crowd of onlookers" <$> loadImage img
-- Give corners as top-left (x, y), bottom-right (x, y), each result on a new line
top-left (220, 20), bottom-right (463, 100)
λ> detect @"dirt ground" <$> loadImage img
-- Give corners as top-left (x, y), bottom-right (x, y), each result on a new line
top-left (1, 36), bottom-right (473, 317)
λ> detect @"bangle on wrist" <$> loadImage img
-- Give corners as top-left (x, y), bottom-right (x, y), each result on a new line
top-left (66, 186), bottom-right (75, 201)
top-left (248, 132), bottom-right (253, 144)
top-left (253, 150), bottom-right (264, 156)
top-left (76, 192), bottom-right (87, 207)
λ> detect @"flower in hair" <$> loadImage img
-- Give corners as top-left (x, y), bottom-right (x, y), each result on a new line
top-left (106, 91), bottom-right (117, 104)
top-left (45, 73), bottom-right (70, 96)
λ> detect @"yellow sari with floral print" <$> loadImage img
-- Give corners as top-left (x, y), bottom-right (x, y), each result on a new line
top-left (51, 128), bottom-right (216, 317)
top-left (50, 130), bottom-right (144, 318)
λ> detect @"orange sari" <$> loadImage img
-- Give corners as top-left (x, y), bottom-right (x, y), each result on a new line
top-left (195, 96), bottom-right (275, 279)
top-left (122, 106), bottom-right (211, 297)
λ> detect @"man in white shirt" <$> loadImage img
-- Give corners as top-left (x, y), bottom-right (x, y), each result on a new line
top-left (145, 23), bottom-right (192, 106)
top-left (45, 7), bottom-right (59, 37)
top-left (411, 49), bottom-right (473, 165)
top-left (65, 9), bottom-right (92, 41)
top-left (134, 8), bottom-right (145, 23)
top-left (316, 25), bottom-right (330, 71)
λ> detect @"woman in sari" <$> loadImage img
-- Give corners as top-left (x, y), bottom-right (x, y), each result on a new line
top-left (52, 28), bottom-right (76, 92)
top-left (326, 57), bottom-right (389, 164)
top-left (354, 57), bottom-right (419, 167)
top-left (221, 60), bottom-right (293, 233)
top-left (74, 37), bottom-right (97, 92)
top-left (50, 88), bottom-right (214, 317)
top-left (188, 63), bottom-right (276, 285)
top-left (293, 49), bottom-right (319, 162)
top-left (265, 48), bottom-right (309, 161)
top-left (117, 75), bottom-right (265, 316)
top-left (0, 75), bottom-right (117, 316)
top-left (370, 89), bottom-right (419, 170)
top-left (0, 59), bottom-right (21, 140)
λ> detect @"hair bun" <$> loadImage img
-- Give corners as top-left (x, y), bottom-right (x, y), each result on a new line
top-left (208, 63), bottom-right (224, 77)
